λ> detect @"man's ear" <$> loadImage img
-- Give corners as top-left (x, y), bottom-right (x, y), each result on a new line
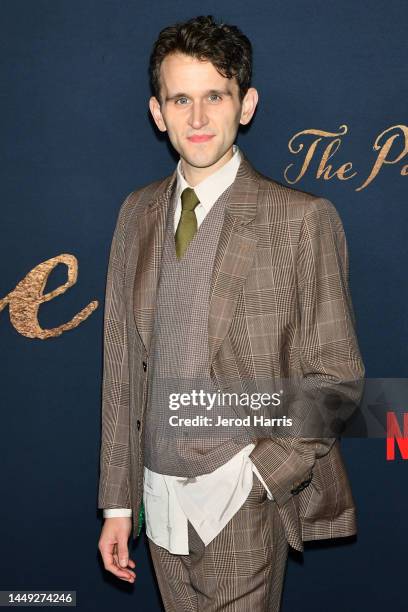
top-left (149, 96), bottom-right (167, 132)
top-left (239, 87), bottom-right (259, 126)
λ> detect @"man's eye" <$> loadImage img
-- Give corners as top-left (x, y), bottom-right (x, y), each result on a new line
top-left (175, 95), bottom-right (221, 104)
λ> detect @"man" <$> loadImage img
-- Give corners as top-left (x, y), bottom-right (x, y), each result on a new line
top-left (98, 14), bottom-right (365, 611)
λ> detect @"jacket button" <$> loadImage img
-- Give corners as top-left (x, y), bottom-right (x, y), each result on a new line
top-left (142, 361), bottom-right (147, 372)
top-left (137, 420), bottom-right (141, 430)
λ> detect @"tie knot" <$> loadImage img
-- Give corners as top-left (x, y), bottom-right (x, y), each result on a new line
top-left (181, 187), bottom-right (200, 212)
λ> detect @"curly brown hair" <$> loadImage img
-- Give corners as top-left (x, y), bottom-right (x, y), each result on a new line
top-left (149, 15), bottom-right (253, 105)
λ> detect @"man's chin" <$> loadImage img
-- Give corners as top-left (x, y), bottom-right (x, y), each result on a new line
top-left (181, 149), bottom-right (225, 170)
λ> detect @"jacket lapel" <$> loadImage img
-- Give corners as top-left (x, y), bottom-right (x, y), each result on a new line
top-left (208, 153), bottom-right (260, 364)
top-left (132, 170), bottom-right (177, 353)
top-left (132, 152), bottom-right (261, 359)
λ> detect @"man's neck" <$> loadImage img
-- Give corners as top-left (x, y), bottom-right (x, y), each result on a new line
top-left (180, 146), bottom-right (234, 186)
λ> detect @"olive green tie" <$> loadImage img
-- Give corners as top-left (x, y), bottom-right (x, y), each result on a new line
top-left (175, 187), bottom-right (200, 259)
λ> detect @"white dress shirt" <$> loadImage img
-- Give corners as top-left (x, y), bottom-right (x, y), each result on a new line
top-left (103, 145), bottom-right (273, 554)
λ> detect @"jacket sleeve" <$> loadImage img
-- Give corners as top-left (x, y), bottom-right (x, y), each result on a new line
top-left (97, 194), bottom-right (133, 510)
top-left (249, 197), bottom-right (365, 507)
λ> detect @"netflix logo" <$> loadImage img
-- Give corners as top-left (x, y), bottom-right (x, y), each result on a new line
top-left (386, 412), bottom-right (408, 460)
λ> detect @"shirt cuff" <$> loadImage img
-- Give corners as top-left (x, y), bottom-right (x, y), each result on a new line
top-left (103, 508), bottom-right (132, 518)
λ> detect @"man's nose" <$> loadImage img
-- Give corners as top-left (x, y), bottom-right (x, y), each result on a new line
top-left (189, 101), bottom-right (208, 128)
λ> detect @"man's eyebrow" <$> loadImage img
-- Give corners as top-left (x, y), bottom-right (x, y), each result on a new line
top-left (164, 89), bottom-right (233, 102)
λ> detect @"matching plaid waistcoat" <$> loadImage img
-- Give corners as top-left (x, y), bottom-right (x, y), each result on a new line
top-left (143, 183), bottom-right (253, 477)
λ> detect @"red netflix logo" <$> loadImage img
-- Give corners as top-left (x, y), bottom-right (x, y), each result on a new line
top-left (386, 412), bottom-right (408, 460)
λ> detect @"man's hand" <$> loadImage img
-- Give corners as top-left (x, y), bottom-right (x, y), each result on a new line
top-left (98, 517), bottom-right (136, 583)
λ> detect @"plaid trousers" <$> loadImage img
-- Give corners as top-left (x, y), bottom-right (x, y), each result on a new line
top-left (148, 473), bottom-right (289, 612)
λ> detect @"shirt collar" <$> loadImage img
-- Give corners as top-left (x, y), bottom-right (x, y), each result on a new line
top-left (176, 144), bottom-right (241, 213)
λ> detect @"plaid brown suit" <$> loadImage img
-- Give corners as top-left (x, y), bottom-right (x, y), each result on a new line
top-left (98, 151), bottom-right (365, 554)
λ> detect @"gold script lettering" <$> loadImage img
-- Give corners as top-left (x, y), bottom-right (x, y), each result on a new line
top-left (0, 254), bottom-right (98, 339)
top-left (284, 125), bottom-right (356, 184)
top-left (317, 138), bottom-right (357, 181)
top-left (356, 124), bottom-right (408, 191)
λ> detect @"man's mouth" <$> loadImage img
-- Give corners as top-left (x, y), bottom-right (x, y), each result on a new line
top-left (187, 135), bottom-right (215, 143)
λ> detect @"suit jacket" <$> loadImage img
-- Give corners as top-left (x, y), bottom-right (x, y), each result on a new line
top-left (97, 150), bottom-right (365, 551)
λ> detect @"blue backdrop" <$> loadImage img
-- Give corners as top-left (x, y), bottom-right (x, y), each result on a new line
top-left (1, 1), bottom-right (407, 610)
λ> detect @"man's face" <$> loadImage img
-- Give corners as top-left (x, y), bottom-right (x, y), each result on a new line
top-left (149, 52), bottom-right (257, 178)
